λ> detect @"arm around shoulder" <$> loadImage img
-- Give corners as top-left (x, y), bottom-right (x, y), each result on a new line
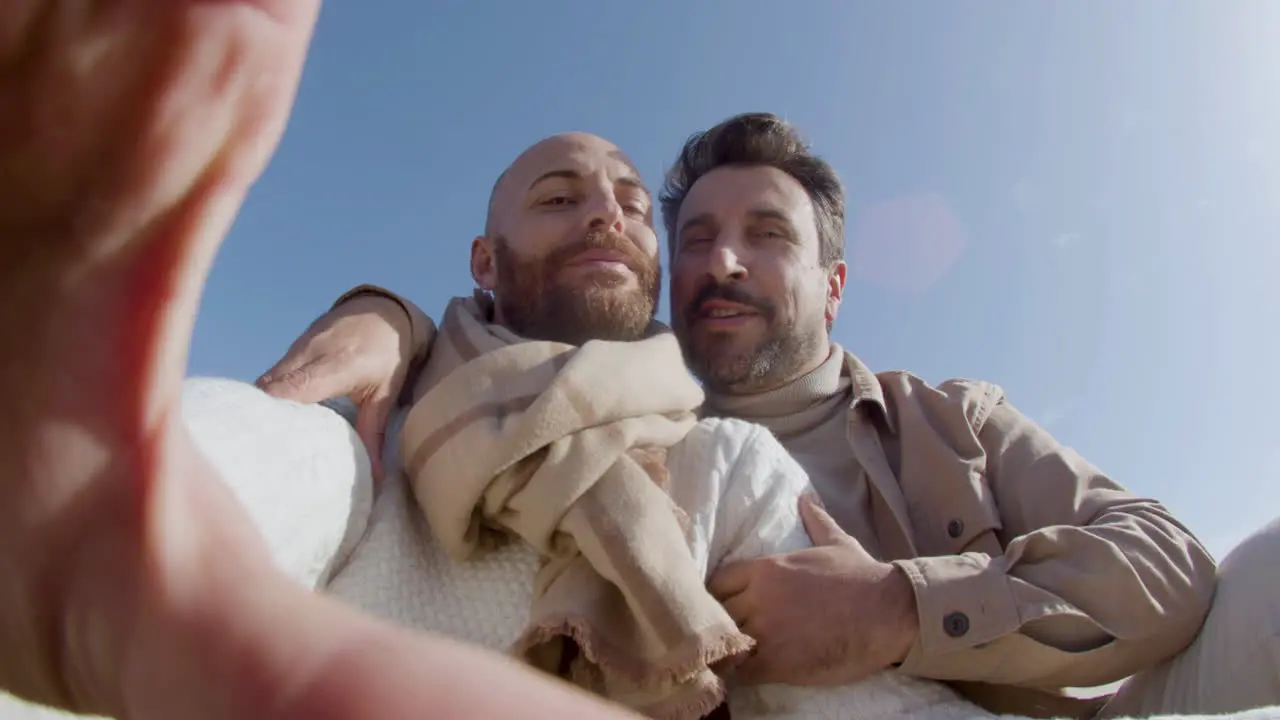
top-left (334, 284), bottom-right (436, 370)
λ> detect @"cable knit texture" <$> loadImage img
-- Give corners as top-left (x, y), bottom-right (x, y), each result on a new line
top-left (3, 378), bottom-right (1275, 720)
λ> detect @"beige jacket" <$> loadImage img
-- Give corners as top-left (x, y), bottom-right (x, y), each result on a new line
top-left (832, 350), bottom-right (1216, 715)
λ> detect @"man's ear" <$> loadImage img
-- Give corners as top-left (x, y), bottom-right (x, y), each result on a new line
top-left (825, 261), bottom-right (847, 328)
top-left (471, 235), bottom-right (497, 290)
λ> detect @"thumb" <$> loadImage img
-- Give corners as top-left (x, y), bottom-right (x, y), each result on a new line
top-left (354, 389), bottom-right (394, 480)
top-left (798, 491), bottom-right (854, 547)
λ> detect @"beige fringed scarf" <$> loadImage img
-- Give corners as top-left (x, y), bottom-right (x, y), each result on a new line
top-left (398, 293), bottom-right (755, 719)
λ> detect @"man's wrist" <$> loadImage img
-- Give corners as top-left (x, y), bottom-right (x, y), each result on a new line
top-left (335, 288), bottom-right (414, 332)
top-left (332, 285), bottom-right (432, 375)
top-left (887, 563), bottom-right (921, 665)
top-left (342, 294), bottom-right (413, 333)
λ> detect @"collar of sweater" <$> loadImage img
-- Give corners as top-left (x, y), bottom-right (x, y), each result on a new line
top-left (703, 345), bottom-right (851, 441)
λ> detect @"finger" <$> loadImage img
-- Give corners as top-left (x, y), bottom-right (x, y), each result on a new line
top-left (257, 357), bottom-right (350, 404)
top-left (707, 560), bottom-right (754, 600)
top-left (798, 491), bottom-right (851, 547)
top-left (733, 645), bottom-right (783, 687)
top-left (719, 591), bottom-right (753, 628)
top-left (0, 2), bottom-right (322, 707)
top-left (354, 390), bottom-right (394, 480)
top-left (254, 327), bottom-right (318, 391)
top-left (255, 352), bottom-right (303, 392)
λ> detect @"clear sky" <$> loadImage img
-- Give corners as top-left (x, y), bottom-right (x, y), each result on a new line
top-left (190, 1), bottom-right (1279, 560)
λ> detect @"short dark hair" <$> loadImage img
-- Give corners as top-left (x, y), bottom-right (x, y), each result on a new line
top-left (659, 113), bottom-right (845, 267)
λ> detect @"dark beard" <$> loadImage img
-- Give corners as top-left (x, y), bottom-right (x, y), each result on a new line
top-left (675, 280), bottom-right (821, 394)
top-left (492, 232), bottom-right (661, 346)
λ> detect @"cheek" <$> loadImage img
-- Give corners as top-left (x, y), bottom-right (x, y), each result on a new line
top-left (519, 215), bottom-right (579, 255)
top-left (748, 266), bottom-right (789, 311)
top-left (784, 271), bottom-right (830, 324)
top-left (501, 233), bottom-right (543, 260)
top-left (632, 224), bottom-right (660, 258)
top-left (668, 256), bottom-right (704, 306)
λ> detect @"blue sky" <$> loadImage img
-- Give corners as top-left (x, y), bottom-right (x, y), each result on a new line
top-left (191, 1), bottom-right (1279, 559)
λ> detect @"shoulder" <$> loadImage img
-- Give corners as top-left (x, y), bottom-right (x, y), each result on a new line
top-left (674, 416), bottom-right (790, 472)
top-left (671, 417), bottom-right (811, 499)
top-left (873, 370), bottom-right (1007, 434)
top-left (182, 377), bottom-right (366, 441)
top-left (180, 377), bottom-right (373, 588)
top-left (689, 416), bottom-right (767, 446)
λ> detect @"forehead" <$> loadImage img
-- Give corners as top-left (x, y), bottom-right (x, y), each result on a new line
top-left (505, 133), bottom-right (645, 192)
top-left (679, 165), bottom-right (815, 227)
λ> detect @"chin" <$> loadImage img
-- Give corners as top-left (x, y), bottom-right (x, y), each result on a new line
top-left (694, 324), bottom-right (759, 351)
top-left (690, 341), bottom-right (741, 374)
top-left (695, 361), bottom-right (754, 394)
top-left (583, 280), bottom-right (653, 305)
top-left (574, 264), bottom-right (637, 285)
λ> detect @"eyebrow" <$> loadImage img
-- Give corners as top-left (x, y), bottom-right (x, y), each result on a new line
top-left (678, 207), bottom-right (794, 236)
top-left (526, 169), bottom-right (651, 201)
top-left (616, 175), bottom-right (651, 202)
top-left (746, 207), bottom-right (793, 226)
top-left (527, 169), bottom-right (583, 191)
top-left (678, 212), bottom-right (716, 237)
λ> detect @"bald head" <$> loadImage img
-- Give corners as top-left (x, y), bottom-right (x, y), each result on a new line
top-left (469, 132), bottom-right (661, 345)
top-left (484, 132), bottom-right (644, 236)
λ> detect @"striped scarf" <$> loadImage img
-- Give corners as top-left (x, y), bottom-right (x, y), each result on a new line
top-left (399, 292), bottom-right (754, 719)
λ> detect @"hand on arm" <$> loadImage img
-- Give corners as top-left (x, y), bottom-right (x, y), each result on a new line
top-left (708, 494), bottom-right (919, 686)
top-left (255, 291), bottom-right (429, 477)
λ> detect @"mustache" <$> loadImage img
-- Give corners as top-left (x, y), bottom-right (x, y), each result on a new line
top-left (684, 281), bottom-right (775, 322)
top-left (546, 231), bottom-right (654, 275)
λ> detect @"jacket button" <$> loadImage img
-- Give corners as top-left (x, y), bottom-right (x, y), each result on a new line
top-left (946, 518), bottom-right (964, 539)
top-left (943, 612), bottom-right (970, 638)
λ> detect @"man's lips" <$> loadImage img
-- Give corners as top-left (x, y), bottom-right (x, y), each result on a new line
top-left (692, 299), bottom-right (760, 327)
top-left (566, 250), bottom-right (634, 270)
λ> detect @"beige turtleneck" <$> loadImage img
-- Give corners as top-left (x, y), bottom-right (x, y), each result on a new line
top-left (706, 347), bottom-right (882, 560)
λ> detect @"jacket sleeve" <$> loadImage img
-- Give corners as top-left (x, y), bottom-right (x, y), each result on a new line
top-left (333, 284), bottom-right (435, 371)
top-left (895, 397), bottom-right (1218, 689)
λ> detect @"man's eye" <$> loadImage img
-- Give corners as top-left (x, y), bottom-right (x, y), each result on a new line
top-left (624, 204), bottom-right (647, 216)
top-left (541, 196), bottom-right (574, 207)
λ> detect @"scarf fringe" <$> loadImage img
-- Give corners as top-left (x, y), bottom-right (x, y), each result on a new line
top-left (639, 674), bottom-right (730, 720)
top-left (513, 616), bottom-right (755, 719)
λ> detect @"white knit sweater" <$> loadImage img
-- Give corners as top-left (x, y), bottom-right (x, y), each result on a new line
top-left (2, 378), bottom-right (1274, 720)
top-left (318, 390), bottom-right (990, 720)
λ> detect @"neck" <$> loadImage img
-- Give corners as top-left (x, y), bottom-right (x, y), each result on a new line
top-left (740, 347), bottom-right (830, 397)
top-left (715, 333), bottom-right (833, 398)
top-left (703, 345), bottom-right (849, 439)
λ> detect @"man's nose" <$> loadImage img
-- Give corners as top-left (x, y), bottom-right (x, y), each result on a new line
top-left (708, 244), bottom-right (748, 284)
top-left (585, 193), bottom-right (626, 234)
